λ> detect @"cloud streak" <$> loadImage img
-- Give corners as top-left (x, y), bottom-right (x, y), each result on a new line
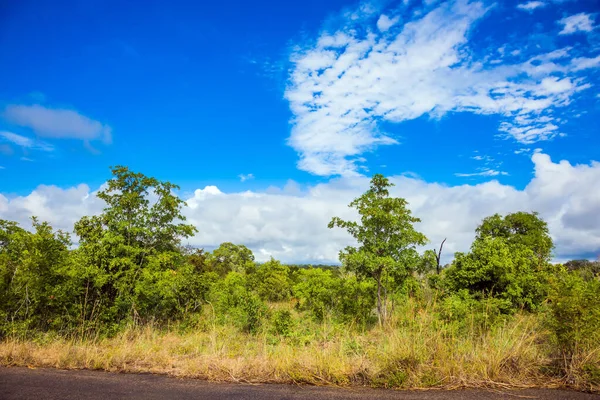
top-left (3, 104), bottom-right (112, 145)
top-left (0, 131), bottom-right (54, 152)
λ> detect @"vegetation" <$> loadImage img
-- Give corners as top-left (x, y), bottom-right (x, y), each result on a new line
top-left (0, 167), bottom-right (598, 392)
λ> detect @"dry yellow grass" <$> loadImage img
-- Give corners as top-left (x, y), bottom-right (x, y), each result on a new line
top-left (1, 300), bottom-right (598, 392)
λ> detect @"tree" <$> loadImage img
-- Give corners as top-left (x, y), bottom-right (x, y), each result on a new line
top-left (208, 242), bottom-right (255, 276)
top-left (73, 166), bottom-right (197, 324)
top-left (444, 212), bottom-right (556, 311)
top-left (328, 174), bottom-right (427, 325)
top-left (476, 212), bottom-right (553, 264)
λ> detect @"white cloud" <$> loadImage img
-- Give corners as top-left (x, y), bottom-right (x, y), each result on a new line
top-left (455, 168), bottom-right (508, 177)
top-left (559, 13), bottom-right (595, 35)
top-left (285, 0), bottom-right (595, 176)
top-left (0, 131), bottom-right (54, 152)
top-left (571, 55), bottom-right (600, 71)
top-left (3, 104), bottom-right (112, 144)
top-left (517, 1), bottom-right (546, 11)
top-left (377, 14), bottom-right (400, 32)
top-left (1, 153), bottom-right (599, 263)
top-left (239, 173), bottom-right (255, 182)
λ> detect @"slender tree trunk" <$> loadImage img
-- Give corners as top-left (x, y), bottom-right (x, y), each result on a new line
top-left (382, 283), bottom-right (388, 324)
top-left (376, 274), bottom-right (382, 326)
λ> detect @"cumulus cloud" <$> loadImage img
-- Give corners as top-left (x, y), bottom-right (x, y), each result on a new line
top-left (285, 0), bottom-right (598, 176)
top-left (0, 131), bottom-right (54, 152)
top-left (1, 153), bottom-right (599, 263)
top-left (3, 104), bottom-right (112, 144)
top-left (517, 1), bottom-right (546, 11)
top-left (559, 13), bottom-right (595, 35)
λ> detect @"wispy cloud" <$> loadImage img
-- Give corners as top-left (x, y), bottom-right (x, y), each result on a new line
top-left (285, 0), bottom-right (598, 176)
top-left (559, 13), bottom-right (595, 35)
top-left (571, 55), bottom-right (600, 71)
top-left (517, 1), bottom-right (546, 12)
top-left (239, 173), bottom-right (255, 182)
top-left (0, 131), bottom-right (54, 152)
top-left (455, 168), bottom-right (509, 177)
top-left (3, 104), bottom-right (112, 144)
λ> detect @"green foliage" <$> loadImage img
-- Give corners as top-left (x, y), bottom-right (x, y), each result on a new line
top-left (208, 272), bottom-right (267, 333)
top-left (271, 310), bottom-right (293, 337)
top-left (207, 242), bottom-right (255, 276)
top-left (564, 259), bottom-right (600, 280)
top-left (254, 258), bottom-right (292, 302)
top-left (443, 212), bottom-right (557, 312)
top-left (0, 218), bottom-right (71, 336)
top-left (293, 268), bottom-right (337, 321)
top-left (293, 268), bottom-right (376, 325)
top-left (545, 271), bottom-right (600, 358)
top-left (475, 211), bottom-right (554, 263)
top-left (328, 174), bottom-right (427, 324)
top-left (438, 289), bottom-right (511, 334)
top-left (73, 166), bottom-right (197, 326)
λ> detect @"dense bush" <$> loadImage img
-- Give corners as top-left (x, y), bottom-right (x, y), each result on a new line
top-left (546, 271), bottom-right (600, 358)
top-left (443, 212), bottom-right (557, 312)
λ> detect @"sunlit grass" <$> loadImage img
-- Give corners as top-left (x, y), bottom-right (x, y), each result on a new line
top-left (1, 300), bottom-right (598, 392)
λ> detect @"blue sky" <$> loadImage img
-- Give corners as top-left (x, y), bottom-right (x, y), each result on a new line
top-left (1, 0), bottom-right (599, 263)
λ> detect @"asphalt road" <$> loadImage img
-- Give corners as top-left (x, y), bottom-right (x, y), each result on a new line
top-left (1, 367), bottom-right (598, 400)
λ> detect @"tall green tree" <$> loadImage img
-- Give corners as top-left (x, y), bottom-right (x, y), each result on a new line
top-left (328, 174), bottom-right (427, 324)
top-left (74, 166), bottom-right (197, 324)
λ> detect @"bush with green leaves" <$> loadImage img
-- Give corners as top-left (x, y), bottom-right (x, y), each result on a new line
top-left (208, 271), bottom-right (267, 333)
top-left (443, 212), bottom-right (556, 312)
top-left (293, 268), bottom-right (376, 325)
top-left (545, 271), bottom-right (600, 359)
top-left (0, 218), bottom-right (72, 336)
top-left (438, 289), bottom-right (511, 334)
top-left (253, 258), bottom-right (292, 302)
top-left (271, 309), bottom-right (293, 337)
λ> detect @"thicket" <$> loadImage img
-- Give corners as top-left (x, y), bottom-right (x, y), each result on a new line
top-left (1, 167), bottom-right (599, 390)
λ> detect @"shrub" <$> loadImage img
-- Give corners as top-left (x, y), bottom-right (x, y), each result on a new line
top-left (271, 310), bottom-right (293, 337)
top-left (546, 272), bottom-right (600, 359)
top-left (208, 272), bottom-right (268, 333)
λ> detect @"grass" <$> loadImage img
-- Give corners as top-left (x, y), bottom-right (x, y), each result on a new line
top-left (1, 299), bottom-right (598, 392)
